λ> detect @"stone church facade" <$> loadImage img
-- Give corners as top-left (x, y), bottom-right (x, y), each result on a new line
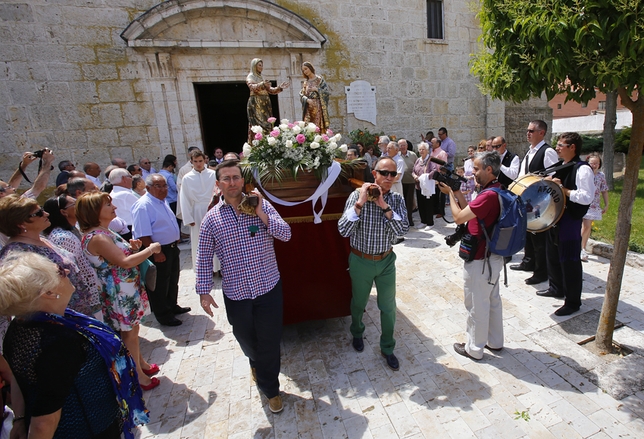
top-left (0, 0), bottom-right (551, 176)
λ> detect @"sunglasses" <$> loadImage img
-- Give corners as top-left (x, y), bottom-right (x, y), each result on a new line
top-left (376, 170), bottom-right (398, 178)
top-left (491, 144), bottom-right (503, 149)
top-left (526, 129), bottom-right (536, 133)
top-left (30, 207), bottom-right (45, 218)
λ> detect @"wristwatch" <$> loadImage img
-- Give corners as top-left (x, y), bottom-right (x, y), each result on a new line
top-left (382, 206), bottom-right (392, 213)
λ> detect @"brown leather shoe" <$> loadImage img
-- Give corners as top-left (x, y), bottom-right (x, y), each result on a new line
top-left (453, 342), bottom-right (480, 360)
top-left (268, 395), bottom-right (283, 413)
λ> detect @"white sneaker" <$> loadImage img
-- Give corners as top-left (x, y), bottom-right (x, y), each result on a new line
top-left (424, 225), bottom-right (433, 231)
top-left (414, 223), bottom-right (427, 229)
top-left (581, 249), bottom-right (589, 262)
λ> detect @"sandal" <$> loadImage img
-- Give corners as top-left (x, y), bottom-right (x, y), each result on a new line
top-left (142, 363), bottom-right (159, 376)
top-left (140, 377), bottom-right (160, 391)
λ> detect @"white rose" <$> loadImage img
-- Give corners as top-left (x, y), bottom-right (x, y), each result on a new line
top-left (286, 140), bottom-right (293, 148)
top-left (310, 142), bottom-right (320, 149)
top-left (298, 121), bottom-right (306, 128)
top-left (252, 140), bottom-right (259, 146)
top-left (328, 142), bottom-right (338, 150)
top-left (333, 133), bottom-right (342, 142)
top-left (292, 125), bottom-right (302, 134)
top-left (251, 125), bottom-right (263, 134)
top-left (243, 142), bottom-right (252, 156)
top-left (267, 136), bottom-right (277, 146)
top-left (313, 135), bottom-right (323, 143)
top-left (339, 144), bottom-right (348, 152)
top-left (279, 123), bottom-right (289, 131)
top-left (306, 123), bottom-right (317, 133)
top-left (281, 118), bottom-right (290, 125)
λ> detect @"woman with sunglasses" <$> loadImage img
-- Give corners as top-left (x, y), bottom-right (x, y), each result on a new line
top-left (76, 192), bottom-right (162, 390)
top-left (0, 251), bottom-right (149, 439)
top-left (43, 195), bottom-right (103, 320)
top-left (0, 195), bottom-right (100, 317)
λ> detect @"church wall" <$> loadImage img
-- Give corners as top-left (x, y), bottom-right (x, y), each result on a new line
top-left (0, 0), bottom-right (550, 181)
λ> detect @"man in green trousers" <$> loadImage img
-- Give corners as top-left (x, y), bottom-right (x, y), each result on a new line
top-left (338, 156), bottom-right (409, 370)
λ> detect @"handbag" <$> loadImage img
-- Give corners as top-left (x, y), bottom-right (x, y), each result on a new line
top-left (138, 258), bottom-right (157, 292)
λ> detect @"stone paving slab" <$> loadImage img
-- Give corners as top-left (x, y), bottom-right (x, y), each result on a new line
top-left (135, 211), bottom-right (644, 438)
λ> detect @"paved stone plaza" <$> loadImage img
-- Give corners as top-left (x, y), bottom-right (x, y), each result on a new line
top-left (136, 212), bottom-right (644, 438)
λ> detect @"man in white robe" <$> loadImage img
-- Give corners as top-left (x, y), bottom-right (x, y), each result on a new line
top-left (180, 150), bottom-right (220, 271)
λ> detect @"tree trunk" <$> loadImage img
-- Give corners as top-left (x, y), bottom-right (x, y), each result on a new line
top-left (603, 90), bottom-right (618, 190)
top-left (596, 98), bottom-right (644, 352)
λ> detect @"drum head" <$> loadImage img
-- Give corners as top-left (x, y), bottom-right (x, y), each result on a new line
top-left (510, 175), bottom-right (565, 232)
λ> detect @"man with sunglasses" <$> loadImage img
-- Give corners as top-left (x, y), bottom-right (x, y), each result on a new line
top-left (490, 136), bottom-right (520, 188)
top-left (510, 120), bottom-right (559, 285)
top-left (338, 157), bottom-right (409, 371)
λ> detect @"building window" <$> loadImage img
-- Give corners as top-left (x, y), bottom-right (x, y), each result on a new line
top-left (427, 1), bottom-right (443, 39)
top-left (598, 101), bottom-right (606, 110)
top-left (557, 104), bottom-right (562, 109)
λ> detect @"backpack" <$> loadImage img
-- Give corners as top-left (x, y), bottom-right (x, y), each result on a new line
top-left (478, 187), bottom-right (527, 286)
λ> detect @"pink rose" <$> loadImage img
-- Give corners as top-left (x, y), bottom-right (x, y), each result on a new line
top-left (327, 129), bottom-right (334, 136)
top-left (255, 132), bottom-right (263, 140)
top-left (322, 135), bottom-right (329, 142)
top-left (270, 129), bottom-right (280, 137)
top-left (267, 117), bottom-right (276, 123)
top-left (296, 134), bottom-right (306, 144)
top-left (315, 126), bottom-right (320, 133)
top-left (288, 123), bottom-right (294, 128)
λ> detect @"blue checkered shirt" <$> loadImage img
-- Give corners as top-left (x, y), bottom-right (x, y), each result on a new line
top-left (338, 190), bottom-right (409, 254)
top-left (195, 198), bottom-right (291, 300)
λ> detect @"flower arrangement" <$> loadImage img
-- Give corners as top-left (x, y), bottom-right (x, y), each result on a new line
top-left (242, 117), bottom-right (348, 184)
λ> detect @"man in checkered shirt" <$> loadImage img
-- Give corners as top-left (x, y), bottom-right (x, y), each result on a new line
top-left (195, 160), bottom-right (291, 414)
top-left (338, 156), bottom-right (409, 371)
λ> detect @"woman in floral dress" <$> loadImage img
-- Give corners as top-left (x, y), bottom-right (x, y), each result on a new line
top-left (77, 191), bottom-right (163, 390)
top-left (581, 152), bottom-right (609, 261)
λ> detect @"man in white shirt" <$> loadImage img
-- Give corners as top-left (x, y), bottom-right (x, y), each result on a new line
top-left (510, 120), bottom-right (559, 285)
top-left (139, 157), bottom-right (157, 179)
top-left (490, 137), bottom-right (520, 188)
top-left (83, 162), bottom-right (102, 187)
top-left (108, 168), bottom-right (139, 240)
top-left (180, 150), bottom-right (220, 271)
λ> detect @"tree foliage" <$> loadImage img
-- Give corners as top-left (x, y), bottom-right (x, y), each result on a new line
top-left (471, 0), bottom-right (644, 104)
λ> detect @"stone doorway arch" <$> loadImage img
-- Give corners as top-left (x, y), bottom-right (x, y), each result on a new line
top-left (121, 0), bottom-right (326, 158)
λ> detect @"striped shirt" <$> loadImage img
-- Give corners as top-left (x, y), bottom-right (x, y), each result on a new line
top-left (195, 198), bottom-right (291, 300)
top-left (338, 190), bottom-right (408, 254)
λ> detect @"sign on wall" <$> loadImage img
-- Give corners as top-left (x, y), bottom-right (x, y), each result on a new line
top-left (345, 80), bottom-right (377, 125)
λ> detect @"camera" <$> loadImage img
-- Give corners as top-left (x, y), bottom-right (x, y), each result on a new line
top-left (32, 149), bottom-right (46, 158)
top-left (367, 186), bottom-right (380, 201)
top-left (445, 223), bottom-right (467, 247)
top-left (432, 166), bottom-right (467, 192)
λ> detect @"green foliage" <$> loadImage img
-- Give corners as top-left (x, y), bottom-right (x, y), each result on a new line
top-left (348, 128), bottom-right (384, 155)
top-left (514, 409), bottom-right (530, 422)
top-left (615, 126), bottom-right (632, 154)
top-left (471, 0), bottom-right (644, 104)
top-left (581, 135), bottom-right (603, 154)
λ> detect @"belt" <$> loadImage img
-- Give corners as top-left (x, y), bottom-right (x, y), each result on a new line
top-left (161, 241), bottom-right (180, 248)
top-left (351, 247), bottom-right (393, 261)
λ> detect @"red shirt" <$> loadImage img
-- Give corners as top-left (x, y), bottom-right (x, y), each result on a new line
top-left (467, 182), bottom-right (501, 260)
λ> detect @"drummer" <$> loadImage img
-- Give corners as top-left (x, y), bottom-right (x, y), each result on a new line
top-left (540, 132), bottom-right (594, 316)
top-left (490, 137), bottom-right (520, 188)
top-left (510, 120), bottom-right (559, 285)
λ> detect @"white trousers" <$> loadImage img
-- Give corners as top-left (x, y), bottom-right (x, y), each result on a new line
top-left (463, 254), bottom-right (504, 359)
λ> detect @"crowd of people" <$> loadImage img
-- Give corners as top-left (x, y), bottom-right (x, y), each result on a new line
top-left (0, 117), bottom-right (612, 432)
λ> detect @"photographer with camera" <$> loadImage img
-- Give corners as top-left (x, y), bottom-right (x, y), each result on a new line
top-left (0, 148), bottom-right (55, 201)
top-left (338, 156), bottom-right (409, 371)
top-left (438, 151), bottom-right (504, 361)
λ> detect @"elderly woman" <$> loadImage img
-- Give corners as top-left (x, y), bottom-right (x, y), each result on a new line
top-left (43, 194), bottom-right (103, 320)
top-left (0, 251), bottom-right (149, 438)
top-left (0, 195), bottom-right (99, 317)
top-left (246, 58), bottom-right (290, 136)
top-left (412, 142), bottom-right (435, 230)
top-left (76, 192), bottom-right (162, 390)
top-left (300, 62), bottom-right (330, 131)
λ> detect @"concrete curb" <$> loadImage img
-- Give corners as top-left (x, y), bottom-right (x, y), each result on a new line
top-left (588, 238), bottom-right (644, 269)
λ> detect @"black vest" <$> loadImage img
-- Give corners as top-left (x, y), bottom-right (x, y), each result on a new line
top-left (554, 159), bottom-right (591, 220)
top-left (498, 149), bottom-right (517, 188)
top-left (525, 143), bottom-right (551, 174)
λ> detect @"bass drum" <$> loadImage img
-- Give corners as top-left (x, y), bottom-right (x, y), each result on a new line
top-left (509, 174), bottom-right (566, 232)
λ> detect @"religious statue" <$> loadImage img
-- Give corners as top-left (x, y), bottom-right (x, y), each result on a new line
top-left (299, 62), bottom-right (330, 132)
top-left (246, 58), bottom-right (290, 137)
